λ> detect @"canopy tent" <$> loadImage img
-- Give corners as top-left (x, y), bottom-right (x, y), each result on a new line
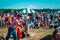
top-left (19, 8), bottom-right (38, 14)
top-left (58, 11), bottom-right (60, 13)
top-left (55, 11), bottom-right (60, 16)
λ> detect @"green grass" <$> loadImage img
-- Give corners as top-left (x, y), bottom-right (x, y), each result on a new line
top-left (0, 27), bottom-right (54, 40)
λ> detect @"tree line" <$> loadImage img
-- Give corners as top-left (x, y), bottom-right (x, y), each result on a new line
top-left (0, 8), bottom-right (60, 14)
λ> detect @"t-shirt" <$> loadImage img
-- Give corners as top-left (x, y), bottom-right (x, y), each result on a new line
top-left (22, 15), bottom-right (29, 21)
top-left (10, 18), bottom-right (23, 29)
top-left (2, 17), bottom-right (5, 21)
top-left (28, 23), bottom-right (34, 27)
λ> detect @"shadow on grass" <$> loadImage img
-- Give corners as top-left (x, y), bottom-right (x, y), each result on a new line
top-left (40, 35), bottom-right (51, 40)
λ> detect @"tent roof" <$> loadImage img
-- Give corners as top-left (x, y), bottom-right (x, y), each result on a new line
top-left (19, 8), bottom-right (37, 14)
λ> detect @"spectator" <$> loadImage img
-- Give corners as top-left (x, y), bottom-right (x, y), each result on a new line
top-left (6, 14), bottom-right (22, 40)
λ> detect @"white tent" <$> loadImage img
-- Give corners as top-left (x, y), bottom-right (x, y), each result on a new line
top-left (19, 8), bottom-right (37, 14)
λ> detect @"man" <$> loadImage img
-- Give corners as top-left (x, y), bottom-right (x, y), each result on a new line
top-left (51, 26), bottom-right (60, 40)
top-left (6, 14), bottom-right (22, 40)
top-left (22, 14), bottom-right (30, 38)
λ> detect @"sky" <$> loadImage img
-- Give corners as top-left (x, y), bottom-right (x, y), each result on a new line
top-left (0, 0), bottom-right (60, 9)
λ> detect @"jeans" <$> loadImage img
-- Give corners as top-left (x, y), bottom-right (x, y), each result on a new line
top-left (6, 27), bottom-right (18, 40)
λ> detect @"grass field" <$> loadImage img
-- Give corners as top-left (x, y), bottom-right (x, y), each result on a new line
top-left (0, 27), bottom-right (54, 40)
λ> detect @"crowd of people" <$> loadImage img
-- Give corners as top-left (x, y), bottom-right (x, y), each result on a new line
top-left (0, 12), bottom-right (60, 40)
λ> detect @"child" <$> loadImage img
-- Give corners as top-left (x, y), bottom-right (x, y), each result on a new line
top-left (16, 15), bottom-right (23, 40)
top-left (37, 19), bottom-right (41, 28)
top-left (48, 18), bottom-right (51, 28)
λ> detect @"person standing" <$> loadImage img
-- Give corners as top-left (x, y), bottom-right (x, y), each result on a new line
top-left (58, 13), bottom-right (60, 26)
top-left (6, 14), bottom-right (22, 40)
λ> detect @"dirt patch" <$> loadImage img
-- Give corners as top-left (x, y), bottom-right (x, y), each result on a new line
top-left (0, 27), bottom-right (54, 40)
